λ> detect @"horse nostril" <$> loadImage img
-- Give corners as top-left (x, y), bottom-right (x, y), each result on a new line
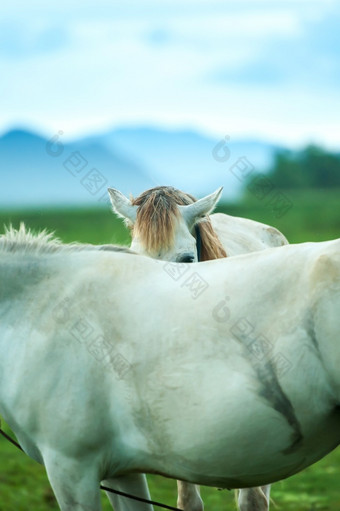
top-left (177, 253), bottom-right (195, 263)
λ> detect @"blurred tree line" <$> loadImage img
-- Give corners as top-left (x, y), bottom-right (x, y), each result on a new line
top-left (268, 145), bottom-right (340, 189)
top-left (237, 144), bottom-right (340, 242)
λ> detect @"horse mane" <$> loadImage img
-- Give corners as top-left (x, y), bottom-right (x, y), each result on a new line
top-left (131, 186), bottom-right (227, 260)
top-left (0, 224), bottom-right (133, 255)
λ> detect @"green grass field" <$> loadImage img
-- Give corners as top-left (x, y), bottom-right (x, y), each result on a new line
top-left (0, 189), bottom-right (338, 246)
top-left (0, 189), bottom-right (339, 510)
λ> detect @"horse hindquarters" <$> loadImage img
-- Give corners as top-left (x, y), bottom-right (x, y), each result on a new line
top-left (311, 246), bottom-right (340, 400)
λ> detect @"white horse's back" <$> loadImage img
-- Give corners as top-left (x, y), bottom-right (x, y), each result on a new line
top-left (210, 212), bottom-right (288, 256)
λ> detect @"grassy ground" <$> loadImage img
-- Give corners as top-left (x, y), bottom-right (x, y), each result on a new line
top-left (0, 188), bottom-right (339, 510)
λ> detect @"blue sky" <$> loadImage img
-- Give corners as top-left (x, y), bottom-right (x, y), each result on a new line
top-left (1, 0), bottom-right (339, 147)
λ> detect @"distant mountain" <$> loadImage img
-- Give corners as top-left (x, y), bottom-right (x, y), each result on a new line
top-left (90, 126), bottom-right (280, 198)
top-left (0, 128), bottom-right (154, 207)
top-left (0, 126), bottom-right (281, 208)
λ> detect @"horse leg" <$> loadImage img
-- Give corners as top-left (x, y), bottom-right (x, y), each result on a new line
top-left (44, 454), bottom-right (102, 511)
top-left (177, 481), bottom-right (203, 511)
top-left (237, 485), bottom-right (271, 511)
top-left (103, 473), bottom-right (154, 511)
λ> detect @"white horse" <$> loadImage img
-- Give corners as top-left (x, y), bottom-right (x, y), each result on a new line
top-left (107, 186), bottom-right (288, 262)
top-left (108, 186), bottom-right (289, 511)
top-left (1, 225), bottom-right (339, 511)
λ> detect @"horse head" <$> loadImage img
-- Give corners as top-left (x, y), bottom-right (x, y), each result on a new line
top-left (108, 186), bottom-right (225, 262)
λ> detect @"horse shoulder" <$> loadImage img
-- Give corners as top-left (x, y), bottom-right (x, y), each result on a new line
top-left (209, 213), bottom-right (288, 254)
top-left (310, 239), bottom-right (340, 289)
top-left (308, 240), bottom-right (340, 398)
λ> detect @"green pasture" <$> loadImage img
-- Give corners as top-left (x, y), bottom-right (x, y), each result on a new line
top-left (0, 188), bottom-right (339, 510)
top-left (0, 189), bottom-right (339, 245)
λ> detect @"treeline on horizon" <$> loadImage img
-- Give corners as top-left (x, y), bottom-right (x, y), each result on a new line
top-left (255, 144), bottom-right (340, 190)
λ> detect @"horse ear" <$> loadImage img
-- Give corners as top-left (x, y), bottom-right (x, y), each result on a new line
top-left (108, 188), bottom-right (137, 224)
top-left (179, 187), bottom-right (223, 228)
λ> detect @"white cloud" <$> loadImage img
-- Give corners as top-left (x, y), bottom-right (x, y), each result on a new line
top-left (0, 0), bottom-right (339, 147)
